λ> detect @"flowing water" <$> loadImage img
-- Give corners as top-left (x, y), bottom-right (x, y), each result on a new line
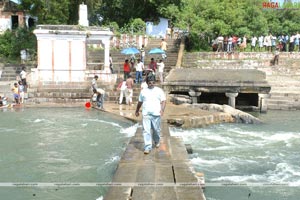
top-left (1, 107), bottom-right (299, 200)
top-left (0, 107), bottom-right (137, 200)
top-left (170, 111), bottom-right (300, 200)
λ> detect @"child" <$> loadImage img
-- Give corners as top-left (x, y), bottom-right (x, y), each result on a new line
top-left (0, 96), bottom-right (8, 107)
top-left (12, 83), bottom-right (20, 104)
top-left (18, 81), bottom-right (25, 104)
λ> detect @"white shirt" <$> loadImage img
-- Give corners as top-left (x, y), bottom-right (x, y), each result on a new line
top-left (139, 86), bottom-right (166, 116)
top-left (136, 62), bottom-right (144, 72)
top-left (251, 37), bottom-right (257, 46)
top-left (20, 70), bottom-right (26, 79)
top-left (96, 88), bottom-right (105, 94)
top-left (157, 62), bottom-right (165, 73)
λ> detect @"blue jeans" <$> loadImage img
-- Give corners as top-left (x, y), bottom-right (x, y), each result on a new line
top-left (97, 93), bottom-right (105, 109)
top-left (142, 115), bottom-right (161, 151)
top-left (135, 71), bottom-right (143, 83)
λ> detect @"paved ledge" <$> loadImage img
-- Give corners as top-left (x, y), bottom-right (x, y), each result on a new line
top-left (14, 101), bottom-right (233, 129)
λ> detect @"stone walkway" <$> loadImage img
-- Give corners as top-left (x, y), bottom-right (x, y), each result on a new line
top-left (98, 102), bottom-right (207, 200)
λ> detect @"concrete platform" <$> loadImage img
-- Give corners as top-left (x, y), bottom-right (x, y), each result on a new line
top-left (103, 122), bottom-right (205, 200)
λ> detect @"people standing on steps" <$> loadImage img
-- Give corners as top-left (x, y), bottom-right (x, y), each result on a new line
top-left (125, 74), bottom-right (134, 106)
top-left (160, 39), bottom-right (168, 59)
top-left (140, 44), bottom-right (145, 63)
top-left (135, 74), bottom-right (166, 154)
top-left (20, 66), bottom-right (27, 92)
top-left (123, 59), bottom-right (131, 80)
top-left (117, 78), bottom-right (127, 104)
top-left (157, 59), bottom-right (165, 83)
top-left (135, 58), bottom-right (144, 84)
top-left (147, 58), bottom-right (157, 79)
top-left (109, 53), bottom-right (114, 74)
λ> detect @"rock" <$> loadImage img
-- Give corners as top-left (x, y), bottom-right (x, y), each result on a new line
top-left (187, 103), bottom-right (262, 124)
top-left (170, 95), bottom-right (192, 105)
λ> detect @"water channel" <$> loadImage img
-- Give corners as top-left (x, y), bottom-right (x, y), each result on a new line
top-left (170, 110), bottom-right (300, 200)
top-left (1, 107), bottom-right (299, 200)
top-left (0, 107), bottom-right (137, 200)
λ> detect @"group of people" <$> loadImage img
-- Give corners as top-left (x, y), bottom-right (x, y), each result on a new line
top-left (90, 70), bottom-right (166, 156)
top-left (123, 57), bottom-right (165, 85)
top-left (91, 41), bottom-right (168, 155)
top-left (120, 65), bottom-right (167, 154)
top-left (11, 66), bottom-right (27, 105)
top-left (117, 74), bottom-right (134, 106)
top-left (212, 32), bottom-right (300, 53)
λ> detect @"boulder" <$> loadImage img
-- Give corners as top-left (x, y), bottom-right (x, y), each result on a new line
top-left (187, 103), bottom-right (262, 124)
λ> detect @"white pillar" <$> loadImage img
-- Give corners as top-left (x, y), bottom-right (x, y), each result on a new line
top-left (225, 92), bottom-right (239, 108)
top-left (188, 90), bottom-right (201, 104)
top-left (102, 39), bottom-right (110, 72)
top-left (78, 3), bottom-right (89, 27)
top-left (258, 93), bottom-right (270, 113)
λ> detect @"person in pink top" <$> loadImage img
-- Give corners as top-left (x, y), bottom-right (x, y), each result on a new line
top-left (125, 74), bottom-right (134, 106)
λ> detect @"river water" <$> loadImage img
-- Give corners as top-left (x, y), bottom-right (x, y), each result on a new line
top-left (1, 107), bottom-right (299, 200)
top-left (170, 110), bottom-right (300, 200)
top-left (0, 107), bottom-right (137, 200)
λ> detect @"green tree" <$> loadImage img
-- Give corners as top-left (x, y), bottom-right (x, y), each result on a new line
top-left (19, 0), bottom-right (70, 24)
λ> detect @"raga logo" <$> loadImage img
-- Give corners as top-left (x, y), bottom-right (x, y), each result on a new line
top-left (262, 2), bottom-right (279, 9)
top-left (262, 0), bottom-right (300, 10)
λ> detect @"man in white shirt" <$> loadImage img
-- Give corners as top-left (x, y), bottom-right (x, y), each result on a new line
top-left (19, 66), bottom-right (27, 92)
top-left (135, 74), bottom-right (166, 154)
top-left (135, 59), bottom-right (144, 84)
top-left (157, 59), bottom-right (165, 83)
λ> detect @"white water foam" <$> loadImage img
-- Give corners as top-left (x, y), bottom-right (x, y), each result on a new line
top-left (81, 123), bottom-right (88, 127)
top-left (86, 118), bottom-right (123, 128)
top-left (210, 174), bottom-right (266, 183)
top-left (104, 156), bottom-right (120, 165)
top-left (89, 142), bottom-right (99, 146)
top-left (267, 163), bottom-right (300, 182)
top-left (33, 118), bottom-right (44, 123)
top-left (120, 123), bottom-right (139, 137)
top-left (96, 196), bottom-right (103, 200)
top-left (0, 128), bottom-right (16, 133)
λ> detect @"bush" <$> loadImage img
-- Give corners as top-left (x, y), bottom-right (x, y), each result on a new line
top-left (0, 28), bottom-right (37, 60)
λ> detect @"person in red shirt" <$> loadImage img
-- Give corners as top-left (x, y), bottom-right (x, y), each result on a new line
top-left (123, 59), bottom-right (131, 80)
top-left (146, 58), bottom-right (157, 80)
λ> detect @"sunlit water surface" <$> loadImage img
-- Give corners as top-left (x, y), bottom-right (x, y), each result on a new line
top-left (0, 107), bottom-right (137, 200)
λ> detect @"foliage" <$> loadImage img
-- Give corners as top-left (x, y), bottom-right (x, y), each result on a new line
top-left (11, 0), bottom-right (300, 53)
top-left (0, 28), bottom-right (36, 59)
top-left (0, 30), bottom-right (14, 57)
top-left (119, 18), bottom-right (146, 35)
top-left (19, 0), bottom-right (70, 24)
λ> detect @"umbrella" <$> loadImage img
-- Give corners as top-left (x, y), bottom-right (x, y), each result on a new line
top-left (121, 47), bottom-right (140, 55)
top-left (148, 48), bottom-right (165, 54)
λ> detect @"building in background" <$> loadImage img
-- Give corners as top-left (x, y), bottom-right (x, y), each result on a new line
top-left (0, 0), bottom-right (36, 33)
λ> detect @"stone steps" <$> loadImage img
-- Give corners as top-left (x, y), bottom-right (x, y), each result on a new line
top-left (266, 74), bottom-right (300, 110)
top-left (25, 97), bottom-right (90, 104)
